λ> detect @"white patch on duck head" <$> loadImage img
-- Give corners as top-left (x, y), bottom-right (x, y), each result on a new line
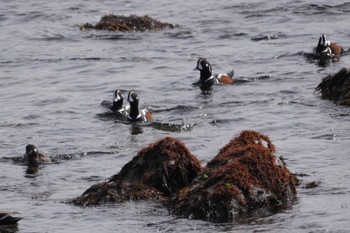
top-left (321, 34), bottom-right (331, 46)
top-left (196, 58), bottom-right (212, 72)
top-left (195, 58), bottom-right (204, 70)
top-left (127, 91), bottom-right (138, 103)
top-left (113, 90), bottom-right (122, 102)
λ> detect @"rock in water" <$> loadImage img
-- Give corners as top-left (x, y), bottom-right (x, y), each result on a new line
top-left (168, 130), bottom-right (297, 222)
top-left (79, 14), bottom-right (176, 32)
top-left (315, 67), bottom-right (350, 106)
top-left (71, 137), bottom-right (202, 206)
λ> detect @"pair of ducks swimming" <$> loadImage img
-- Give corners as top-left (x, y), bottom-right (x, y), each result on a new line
top-left (110, 90), bottom-right (154, 122)
top-left (194, 34), bottom-right (343, 87)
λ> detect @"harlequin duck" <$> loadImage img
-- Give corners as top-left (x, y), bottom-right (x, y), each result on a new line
top-left (22, 144), bottom-right (52, 165)
top-left (110, 89), bottom-right (130, 116)
top-left (314, 34), bottom-right (343, 59)
top-left (110, 89), bottom-right (123, 112)
top-left (0, 212), bottom-right (22, 225)
top-left (127, 91), bottom-right (153, 123)
top-left (194, 58), bottom-right (234, 88)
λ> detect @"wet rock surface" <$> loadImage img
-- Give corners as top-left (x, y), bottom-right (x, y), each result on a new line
top-left (71, 137), bottom-right (202, 206)
top-left (167, 130), bottom-right (297, 222)
top-left (79, 14), bottom-right (176, 32)
top-left (315, 67), bottom-right (350, 106)
top-left (71, 131), bottom-right (297, 223)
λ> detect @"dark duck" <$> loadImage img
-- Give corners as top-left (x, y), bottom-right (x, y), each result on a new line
top-left (0, 212), bottom-right (22, 225)
top-left (22, 144), bottom-right (52, 165)
top-left (127, 91), bottom-right (153, 123)
top-left (314, 34), bottom-right (343, 59)
top-left (194, 58), bottom-right (234, 89)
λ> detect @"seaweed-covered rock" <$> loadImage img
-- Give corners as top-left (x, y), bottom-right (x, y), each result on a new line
top-left (71, 137), bottom-right (202, 206)
top-left (168, 130), bottom-right (297, 222)
top-left (79, 14), bottom-right (176, 32)
top-left (315, 68), bottom-right (350, 106)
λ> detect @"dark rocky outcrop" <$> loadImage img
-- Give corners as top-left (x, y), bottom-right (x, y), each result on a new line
top-left (71, 131), bottom-right (297, 223)
top-left (315, 67), bottom-right (350, 106)
top-left (79, 14), bottom-right (176, 32)
top-left (71, 137), bottom-right (202, 206)
top-left (167, 130), bottom-right (297, 222)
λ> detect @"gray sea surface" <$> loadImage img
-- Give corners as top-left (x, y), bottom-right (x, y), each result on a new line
top-left (1, 0), bottom-right (350, 232)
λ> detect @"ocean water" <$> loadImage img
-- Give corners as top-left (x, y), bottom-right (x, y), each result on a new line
top-left (1, 0), bottom-right (350, 232)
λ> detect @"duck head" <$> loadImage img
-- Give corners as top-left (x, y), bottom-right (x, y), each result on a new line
top-left (127, 90), bottom-right (140, 120)
top-left (23, 144), bottom-right (40, 165)
top-left (111, 89), bottom-right (123, 111)
top-left (315, 34), bottom-right (332, 59)
top-left (194, 58), bottom-right (213, 82)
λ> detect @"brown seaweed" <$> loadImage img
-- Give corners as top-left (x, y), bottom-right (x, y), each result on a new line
top-left (71, 131), bottom-right (297, 223)
top-left (168, 130), bottom-right (297, 222)
top-left (79, 14), bottom-right (176, 32)
top-left (315, 67), bottom-right (350, 106)
top-left (71, 137), bottom-right (202, 206)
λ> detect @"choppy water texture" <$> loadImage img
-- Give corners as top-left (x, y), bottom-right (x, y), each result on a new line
top-left (1, 0), bottom-right (350, 232)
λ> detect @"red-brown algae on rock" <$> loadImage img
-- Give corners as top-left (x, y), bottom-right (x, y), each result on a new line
top-left (168, 130), bottom-right (297, 222)
top-left (71, 137), bottom-right (202, 206)
top-left (315, 67), bottom-right (350, 106)
top-left (79, 14), bottom-right (177, 32)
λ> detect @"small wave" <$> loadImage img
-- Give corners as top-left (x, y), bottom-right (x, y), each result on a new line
top-left (0, 122), bottom-right (37, 128)
top-left (151, 122), bottom-right (196, 132)
top-left (310, 133), bottom-right (337, 140)
top-left (251, 34), bottom-right (281, 41)
top-left (2, 151), bottom-right (117, 165)
top-left (151, 105), bottom-right (200, 113)
top-left (294, 3), bottom-right (350, 15)
top-left (164, 29), bottom-right (193, 39)
top-left (82, 33), bottom-right (142, 41)
top-left (54, 151), bottom-right (117, 162)
top-left (28, 34), bottom-right (67, 42)
top-left (33, 97), bottom-right (69, 106)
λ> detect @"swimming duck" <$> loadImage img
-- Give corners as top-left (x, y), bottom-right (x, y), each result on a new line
top-left (22, 144), bottom-right (52, 165)
top-left (194, 58), bottom-right (234, 89)
top-left (314, 34), bottom-right (343, 59)
top-left (110, 89), bottom-right (130, 116)
top-left (0, 212), bottom-right (22, 225)
top-left (127, 91), bottom-right (153, 122)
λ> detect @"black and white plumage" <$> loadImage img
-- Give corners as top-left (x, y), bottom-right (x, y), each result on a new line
top-left (314, 34), bottom-right (343, 59)
top-left (110, 89), bottom-right (130, 116)
top-left (194, 58), bottom-right (234, 89)
top-left (127, 91), bottom-right (153, 122)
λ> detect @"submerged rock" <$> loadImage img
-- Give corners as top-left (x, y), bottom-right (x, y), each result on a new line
top-left (71, 137), bottom-right (202, 206)
top-left (315, 67), bottom-right (350, 106)
top-left (167, 130), bottom-right (297, 222)
top-left (79, 14), bottom-right (176, 32)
